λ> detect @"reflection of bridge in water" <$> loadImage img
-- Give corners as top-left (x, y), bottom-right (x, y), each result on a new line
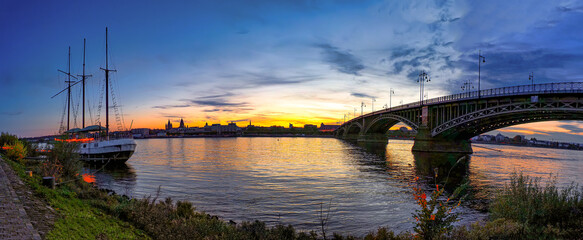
top-left (335, 82), bottom-right (583, 153)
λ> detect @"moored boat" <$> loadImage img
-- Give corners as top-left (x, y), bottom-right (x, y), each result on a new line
top-left (52, 27), bottom-right (136, 164)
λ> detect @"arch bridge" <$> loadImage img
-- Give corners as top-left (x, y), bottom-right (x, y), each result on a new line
top-left (335, 82), bottom-right (583, 153)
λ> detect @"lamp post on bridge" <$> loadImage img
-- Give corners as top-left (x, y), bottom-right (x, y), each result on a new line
top-left (354, 108), bottom-right (357, 119)
top-left (389, 88), bottom-right (394, 111)
top-left (461, 79), bottom-right (474, 98)
top-left (371, 98), bottom-right (376, 112)
top-left (361, 101), bottom-right (366, 127)
top-left (417, 71), bottom-right (430, 106)
top-left (529, 72), bottom-right (534, 89)
top-left (478, 50), bottom-right (486, 98)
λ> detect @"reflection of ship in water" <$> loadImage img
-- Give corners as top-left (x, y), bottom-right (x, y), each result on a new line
top-left (83, 163), bottom-right (137, 196)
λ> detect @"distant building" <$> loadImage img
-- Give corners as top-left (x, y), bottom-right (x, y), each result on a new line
top-left (304, 124), bottom-right (317, 130)
top-left (495, 133), bottom-right (506, 142)
top-left (319, 123), bottom-right (340, 132)
top-left (131, 128), bottom-right (150, 138)
top-left (165, 120), bottom-right (173, 130)
top-left (179, 118), bottom-right (186, 128)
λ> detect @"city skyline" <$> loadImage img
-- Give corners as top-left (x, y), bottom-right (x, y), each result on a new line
top-left (2, 1), bottom-right (583, 142)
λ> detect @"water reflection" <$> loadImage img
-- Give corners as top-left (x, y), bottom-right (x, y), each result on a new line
top-left (411, 152), bottom-right (469, 192)
top-left (84, 163), bottom-right (137, 195)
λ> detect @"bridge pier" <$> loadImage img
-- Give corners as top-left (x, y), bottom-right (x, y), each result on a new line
top-left (412, 126), bottom-right (473, 153)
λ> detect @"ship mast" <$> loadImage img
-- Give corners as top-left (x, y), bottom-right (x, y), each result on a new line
top-left (77, 38), bottom-right (92, 128)
top-left (56, 47), bottom-right (78, 131)
top-left (100, 27), bottom-right (116, 138)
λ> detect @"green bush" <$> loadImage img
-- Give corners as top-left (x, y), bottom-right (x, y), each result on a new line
top-left (46, 140), bottom-right (82, 182)
top-left (489, 172), bottom-right (583, 238)
top-left (0, 132), bottom-right (18, 150)
top-left (4, 140), bottom-right (27, 162)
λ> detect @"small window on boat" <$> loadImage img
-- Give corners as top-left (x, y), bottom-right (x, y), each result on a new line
top-left (94, 143), bottom-right (98, 147)
top-left (83, 144), bottom-right (86, 148)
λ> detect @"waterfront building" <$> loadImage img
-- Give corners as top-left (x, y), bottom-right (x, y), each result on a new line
top-left (179, 118), bottom-right (186, 128)
top-left (319, 123), bottom-right (340, 132)
top-left (165, 120), bottom-right (173, 130)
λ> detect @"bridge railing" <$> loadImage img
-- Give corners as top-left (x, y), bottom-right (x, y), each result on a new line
top-left (426, 82), bottom-right (583, 105)
top-left (340, 82), bottom-right (583, 128)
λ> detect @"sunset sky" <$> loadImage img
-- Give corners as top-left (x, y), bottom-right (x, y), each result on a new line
top-left (2, 0), bottom-right (583, 142)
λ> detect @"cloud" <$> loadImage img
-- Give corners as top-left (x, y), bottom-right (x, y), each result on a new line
top-left (152, 104), bottom-right (191, 109)
top-left (350, 92), bottom-right (376, 99)
top-left (202, 109), bottom-right (221, 112)
top-left (189, 99), bottom-right (247, 107)
top-left (315, 43), bottom-right (364, 75)
top-left (455, 48), bottom-right (579, 88)
top-left (185, 92), bottom-right (248, 108)
top-left (162, 115), bottom-right (184, 119)
top-left (559, 124), bottom-right (583, 134)
top-left (0, 111), bottom-right (22, 116)
top-left (229, 119), bottom-right (249, 123)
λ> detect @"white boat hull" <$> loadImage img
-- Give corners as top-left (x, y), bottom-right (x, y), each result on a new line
top-left (79, 138), bottom-right (136, 164)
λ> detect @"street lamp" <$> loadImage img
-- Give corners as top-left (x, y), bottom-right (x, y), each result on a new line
top-left (361, 101), bottom-right (366, 126)
top-left (478, 50), bottom-right (486, 98)
top-left (529, 72), bottom-right (534, 89)
top-left (389, 88), bottom-right (394, 111)
top-left (461, 79), bottom-right (474, 98)
top-left (417, 71), bottom-right (430, 106)
top-left (371, 98), bottom-right (376, 112)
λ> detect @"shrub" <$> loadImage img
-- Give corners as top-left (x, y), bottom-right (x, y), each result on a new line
top-left (4, 140), bottom-right (27, 162)
top-left (47, 140), bottom-right (82, 181)
top-left (0, 132), bottom-right (18, 151)
top-left (411, 175), bottom-right (461, 240)
top-left (489, 172), bottom-right (583, 238)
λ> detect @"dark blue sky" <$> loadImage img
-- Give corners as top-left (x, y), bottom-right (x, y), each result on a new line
top-left (2, 0), bottom-right (583, 141)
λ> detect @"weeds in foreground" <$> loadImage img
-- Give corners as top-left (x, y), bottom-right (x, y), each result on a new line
top-left (489, 172), bottom-right (583, 238)
top-left (411, 175), bottom-right (461, 240)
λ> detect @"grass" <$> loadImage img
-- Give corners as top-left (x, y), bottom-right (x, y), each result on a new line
top-left (488, 172), bottom-right (583, 238)
top-left (6, 159), bottom-right (150, 240)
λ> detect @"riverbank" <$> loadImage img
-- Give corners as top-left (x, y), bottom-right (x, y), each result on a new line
top-left (3, 132), bottom-right (583, 239)
top-left (7, 153), bottom-right (583, 239)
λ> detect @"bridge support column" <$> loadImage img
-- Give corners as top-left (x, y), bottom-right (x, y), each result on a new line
top-left (356, 134), bottom-right (388, 152)
top-left (412, 126), bottom-right (473, 153)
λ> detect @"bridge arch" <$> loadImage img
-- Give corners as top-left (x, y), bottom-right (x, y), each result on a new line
top-left (432, 100), bottom-right (583, 139)
top-left (363, 114), bottom-right (419, 135)
top-left (343, 122), bottom-right (363, 137)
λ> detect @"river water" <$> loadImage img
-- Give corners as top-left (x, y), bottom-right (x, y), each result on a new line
top-left (88, 137), bottom-right (583, 236)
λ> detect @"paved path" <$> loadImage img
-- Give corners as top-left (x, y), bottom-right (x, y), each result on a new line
top-left (0, 157), bottom-right (42, 240)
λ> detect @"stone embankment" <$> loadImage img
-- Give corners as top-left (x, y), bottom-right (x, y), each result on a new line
top-left (0, 157), bottom-right (56, 240)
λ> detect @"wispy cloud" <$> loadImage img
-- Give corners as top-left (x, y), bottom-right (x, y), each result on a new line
top-left (559, 124), bottom-right (583, 134)
top-left (0, 111), bottom-right (22, 116)
top-left (350, 92), bottom-right (376, 99)
top-left (315, 43), bottom-right (364, 75)
top-left (152, 104), bottom-right (191, 109)
top-left (188, 99), bottom-right (247, 107)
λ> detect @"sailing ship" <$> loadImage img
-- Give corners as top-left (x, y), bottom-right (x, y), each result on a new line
top-left (53, 27), bottom-right (136, 164)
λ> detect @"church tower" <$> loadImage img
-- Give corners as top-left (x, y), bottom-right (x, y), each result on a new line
top-left (166, 120), bottom-right (173, 130)
top-left (179, 118), bottom-right (185, 128)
